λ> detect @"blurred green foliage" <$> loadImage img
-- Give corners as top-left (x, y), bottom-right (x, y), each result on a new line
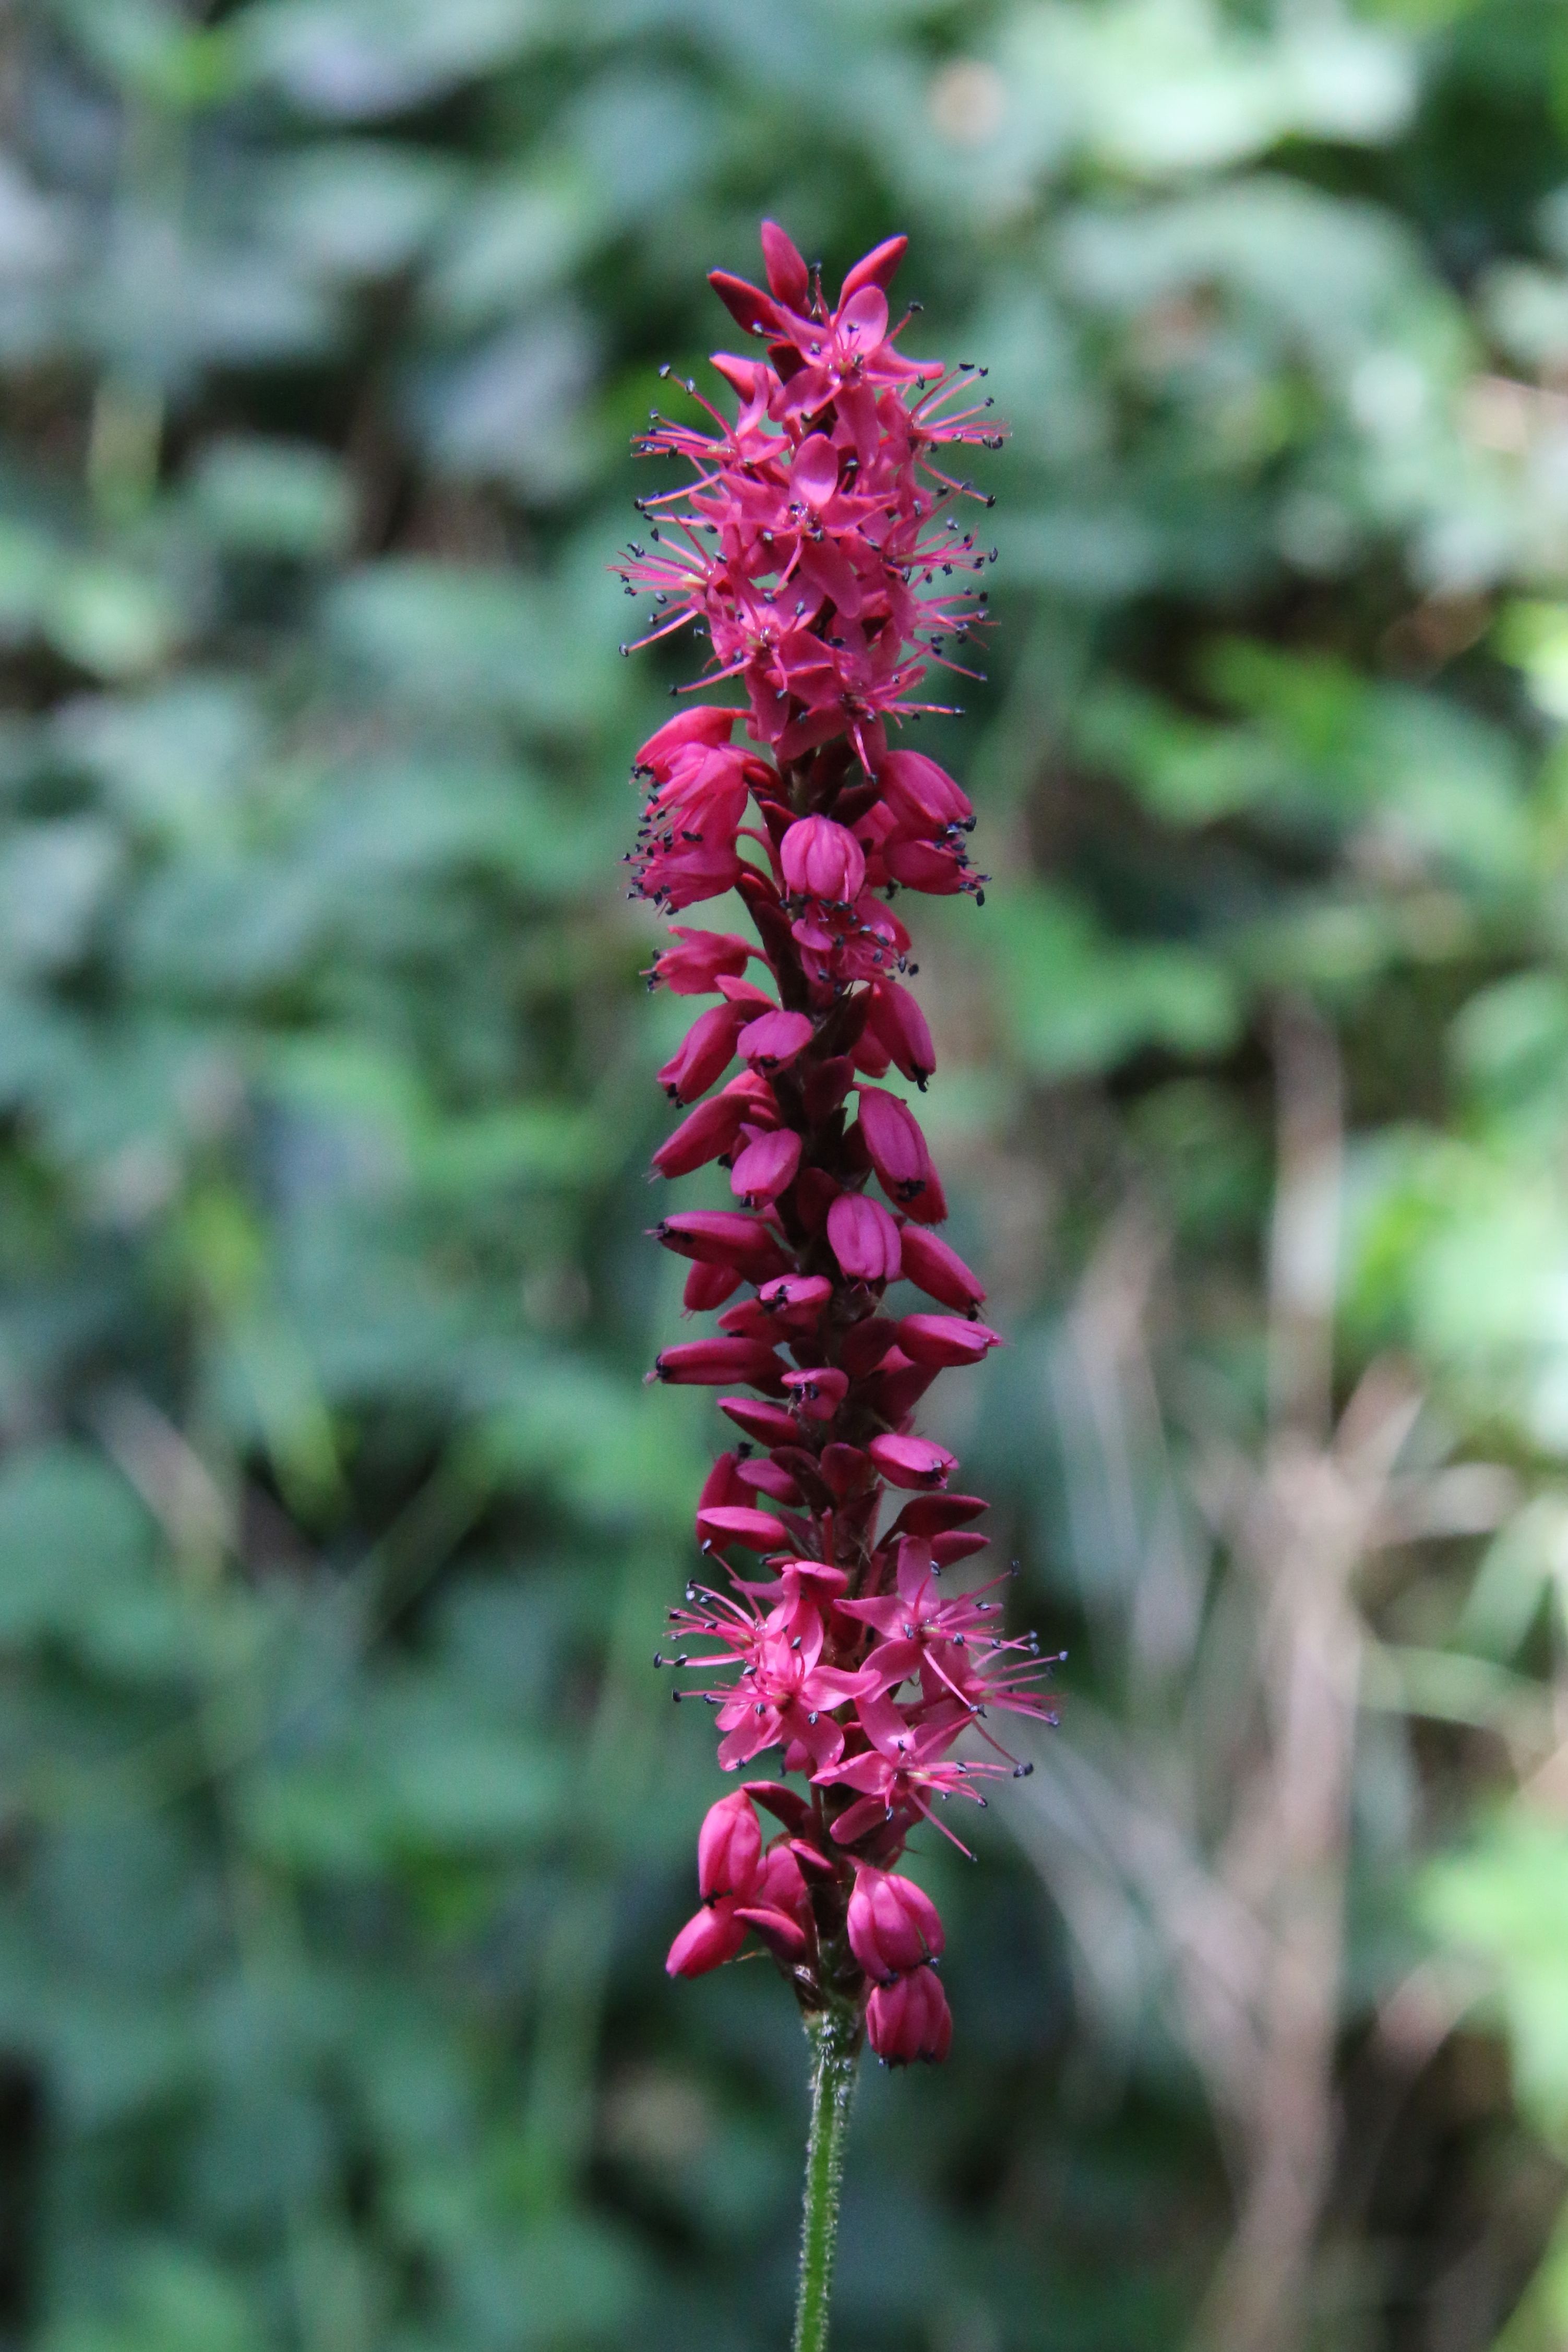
top-left (8, 1), bottom-right (1568, 2347)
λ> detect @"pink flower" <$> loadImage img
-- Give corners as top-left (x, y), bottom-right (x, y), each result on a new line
top-left (635, 706), bottom-right (739, 774)
top-left (684, 1260), bottom-right (741, 1312)
top-left (652, 1336), bottom-right (787, 1391)
top-left (893, 1313), bottom-right (1003, 1369)
top-left (854, 1087), bottom-right (940, 1214)
top-left (816, 1697), bottom-right (1003, 1852)
top-left (667, 1790), bottom-right (812, 1976)
top-left (863, 980), bottom-right (936, 1088)
top-left (867, 1966), bottom-right (952, 2065)
top-left (652, 1074), bottom-right (775, 1178)
top-left (653, 1210), bottom-right (791, 1280)
top-left (659, 1001), bottom-right (745, 1102)
top-left (848, 1867), bottom-right (945, 1982)
top-left (697, 1502), bottom-right (791, 1556)
top-left (866, 1432), bottom-right (956, 1490)
top-left (712, 1618), bottom-right (868, 1772)
top-left (758, 1272), bottom-right (833, 1316)
top-left (618, 231), bottom-right (1002, 778)
top-left (737, 1007), bottom-right (815, 1072)
top-left (842, 1537), bottom-right (1056, 1733)
top-left (624, 224), bottom-right (1047, 2068)
top-left (781, 816), bottom-right (866, 903)
top-left (827, 1192), bottom-right (903, 1284)
top-left (896, 1224), bottom-right (986, 1312)
top-left (731, 1126), bottom-right (803, 1207)
top-left (666, 1901), bottom-right (749, 1978)
top-left (783, 1364), bottom-right (849, 1424)
top-left (877, 748), bottom-right (974, 834)
top-left (699, 1786), bottom-right (762, 1897)
top-left (649, 927), bottom-right (755, 994)
top-left (717, 1394), bottom-right (799, 1446)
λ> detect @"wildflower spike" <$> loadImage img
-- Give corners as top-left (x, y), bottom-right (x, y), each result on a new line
top-left (620, 226), bottom-right (1053, 2104)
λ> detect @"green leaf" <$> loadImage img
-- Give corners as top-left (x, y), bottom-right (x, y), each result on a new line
top-left (240, 0), bottom-right (552, 120)
top-left (985, 884), bottom-right (1239, 1076)
top-left (324, 561), bottom-right (617, 726)
top-left (187, 437), bottom-right (355, 558)
top-left (0, 1445), bottom-right (155, 1645)
top-left (43, 566), bottom-right (178, 682)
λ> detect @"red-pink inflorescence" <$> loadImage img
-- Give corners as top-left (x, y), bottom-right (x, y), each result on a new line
top-left (619, 222), bottom-right (1055, 2066)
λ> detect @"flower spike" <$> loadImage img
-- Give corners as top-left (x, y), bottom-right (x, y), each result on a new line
top-left (619, 225), bottom-right (1053, 2083)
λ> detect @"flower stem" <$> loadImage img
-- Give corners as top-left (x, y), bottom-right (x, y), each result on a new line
top-left (792, 2005), bottom-right (861, 2352)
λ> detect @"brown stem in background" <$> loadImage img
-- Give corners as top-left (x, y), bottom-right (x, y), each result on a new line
top-left (1193, 1002), bottom-right (1396, 2352)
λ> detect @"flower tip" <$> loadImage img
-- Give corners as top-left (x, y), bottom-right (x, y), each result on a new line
top-left (759, 218), bottom-right (811, 309)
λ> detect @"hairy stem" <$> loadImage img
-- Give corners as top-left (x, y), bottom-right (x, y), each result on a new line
top-left (792, 2005), bottom-right (861, 2352)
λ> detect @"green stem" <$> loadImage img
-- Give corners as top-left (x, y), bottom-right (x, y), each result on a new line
top-left (792, 2006), bottom-right (861, 2352)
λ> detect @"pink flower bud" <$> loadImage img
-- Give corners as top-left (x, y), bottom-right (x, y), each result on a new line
top-left (828, 1192), bottom-right (903, 1284)
top-left (852, 1025), bottom-right (893, 1081)
top-left (744, 1779), bottom-right (813, 1833)
top-left (882, 838), bottom-right (967, 894)
top-left (888, 1491), bottom-right (989, 1537)
top-left (653, 1074), bottom-right (780, 1179)
top-left (854, 1087), bottom-right (938, 1213)
top-left (760, 218), bottom-right (811, 308)
top-left (652, 1338), bottom-right (787, 1391)
top-left (781, 816), bottom-right (866, 903)
top-left (876, 748), bottom-right (973, 833)
top-left (734, 1837), bottom-right (813, 1962)
top-left (650, 928), bottom-right (753, 995)
top-left (848, 1867), bottom-right (945, 1982)
top-left (659, 1001), bottom-right (744, 1103)
top-left (758, 1838), bottom-right (810, 1910)
top-left (652, 1091), bottom-right (746, 1179)
top-left (839, 232), bottom-right (907, 304)
top-left (758, 1273), bottom-right (833, 1315)
top-left (636, 705), bottom-right (737, 780)
top-left (697, 1450), bottom-right (746, 1511)
top-left (708, 266), bottom-right (781, 340)
top-left (865, 981), bottom-right (936, 1087)
top-left (730, 1126), bottom-right (802, 1207)
top-left (867, 1431), bottom-right (956, 1490)
top-left (710, 351), bottom-right (768, 403)
top-left (666, 1904), bottom-right (748, 1977)
top-left (647, 841), bottom-right (748, 911)
top-left (894, 1314), bottom-right (1003, 1369)
top-left (697, 1789), bottom-right (763, 1900)
top-left (867, 1964), bottom-right (952, 2064)
top-left (718, 1396), bottom-right (800, 1445)
top-left (697, 1504), bottom-right (790, 1554)
top-left (654, 1211), bottom-right (791, 1278)
top-left (897, 1225), bottom-right (986, 1313)
top-left (784, 1366), bottom-right (849, 1422)
top-left (737, 1008), bottom-right (815, 1072)
top-left (734, 1454), bottom-right (804, 1505)
top-left (735, 1903), bottom-right (809, 1963)
top-left (715, 974), bottom-right (776, 1009)
top-left (931, 1530), bottom-right (989, 1566)
top-left (683, 1260), bottom-right (739, 1312)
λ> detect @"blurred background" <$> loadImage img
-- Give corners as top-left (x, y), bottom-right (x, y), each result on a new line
top-left (11, 1), bottom-right (1568, 2347)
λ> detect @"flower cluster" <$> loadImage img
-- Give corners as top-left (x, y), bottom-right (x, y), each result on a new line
top-left (620, 223), bottom-right (1054, 2067)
